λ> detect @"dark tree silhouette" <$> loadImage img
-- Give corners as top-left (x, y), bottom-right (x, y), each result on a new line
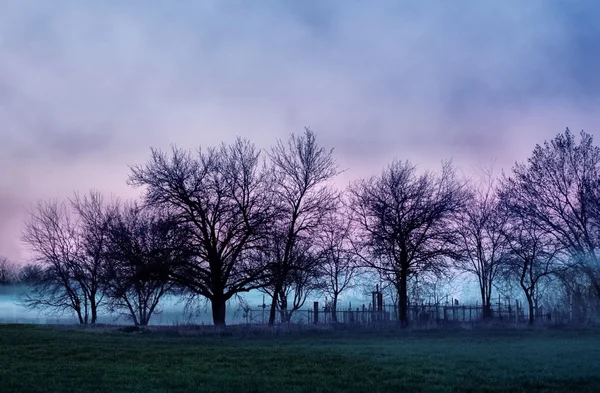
top-left (69, 190), bottom-right (113, 324)
top-left (0, 256), bottom-right (18, 285)
top-left (499, 204), bottom-right (565, 325)
top-left (315, 210), bottom-right (359, 322)
top-left (18, 263), bottom-right (44, 285)
top-left (455, 170), bottom-right (509, 318)
top-left (348, 160), bottom-right (466, 327)
top-left (261, 236), bottom-right (323, 323)
top-left (21, 191), bottom-right (112, 324)
top-left (103, 202), bottom-right (190, 326)
top-left (21, 200), bottom-right (91, 324)
top-left (264, 128), bottom-right (340, 325)
top-left (128, 138), bottom-right (274, 327)
top-left (502, 129), bottom-right (600, 298)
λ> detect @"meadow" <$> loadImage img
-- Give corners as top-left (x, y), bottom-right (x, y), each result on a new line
top-left (0, 325), bottom-right (599, 392)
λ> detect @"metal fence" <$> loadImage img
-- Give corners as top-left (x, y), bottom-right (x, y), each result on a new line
top-left (234, 301), bottom-right (587, 327)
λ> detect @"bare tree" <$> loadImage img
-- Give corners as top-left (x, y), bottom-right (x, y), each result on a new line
top-left (258, 233), bottom-right (323, 323)
top-left (280, 240), bottom-right (323, 322)
top-left (554, 267), bottom-right (600, 323)
top-left (128, 138), bottom-right (274, 327)
top-left (502, 129), bottom-right (600, 299)
top-left (455, 170), bottom-right (509, 318)
top-left (412, 271), bottom-right (457, 306)
top-left (264, 128), bottom-right (340, 325)
top-left (69, 190), bottom-right (113, 323)
top-left (348, 160), bottom-right (466, 327)
top-left (0, 257), bottom-right (18, 285)
top-left (18, 263), bottom-right (44, 285)
top-left (500, 209), bottom-right (566, 325)
top-left (103, 202), bottom-right (189, 326)
top-left (21, 201), bottom-right (89, 323)
top-left (21, 191), bottom-right (113, 324)
top-left (315, 210), bottom-right (359, 322)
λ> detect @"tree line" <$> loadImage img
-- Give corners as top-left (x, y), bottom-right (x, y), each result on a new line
top-left (3, 128), bottom-right (600, 327)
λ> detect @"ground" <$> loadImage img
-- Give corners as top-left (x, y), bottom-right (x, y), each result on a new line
top-left (0, 325), bottom-right (599, 392)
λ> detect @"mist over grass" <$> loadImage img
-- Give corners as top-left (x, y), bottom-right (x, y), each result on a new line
top-left (0, 283), bottom-right (385, 326)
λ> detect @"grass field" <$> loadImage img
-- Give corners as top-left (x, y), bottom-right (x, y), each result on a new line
top-left (0, 325), bottom-right (599, 392)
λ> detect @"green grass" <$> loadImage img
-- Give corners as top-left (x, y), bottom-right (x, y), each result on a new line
top-left (0, 325), bottom-right (599, 392)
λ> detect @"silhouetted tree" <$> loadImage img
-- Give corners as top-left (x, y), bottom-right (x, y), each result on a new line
top-left (501, 129), bottom-right (600, 298)
top-left (348, 160), bottom-right (466, 327)
top-left (18, 263), bottom-right (44, 285)
top-left (128, 138), bottom-right (274, 327)
top-left (103, 202), bottom-right (189, 326)
top-left (21, 201), bottom-right (90, 323)
top-left (412, 271), bottom-right (456, 306)
top-left (264, 128), bottom-right (340, 325)
top-left (455, 170), bottom-right (509, 318)
top-left (315, 210), bottom-right (359, 322)
top-left (500, 206), bottom-right (565, 325)
top-left (21, 191), bottom-right (113, 324)
top-left (262, 237), bottom-right (323, 322)
top-left (69, 190), bottom-right (113, 323)
top-left (0, 256), bottom-right (18, 285)
top-left (554, 268), bottom-right (600, 323)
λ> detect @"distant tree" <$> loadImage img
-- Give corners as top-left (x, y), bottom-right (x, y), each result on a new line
top-left (128, 138), bottom-right (275, 327)
top-left (455, 169), bottom-right (509, 318)
top-left (499, 175), bottom-right (571, 325)
top-left (103, 202), bottom-right (189, 326)
top-left (553, 268), bottom-right (600, 323)
top-left (0, 257), bottom-right (18, 285)
top-left (18, 263), bottom-right (44, 285)
top-left (263, 128), bottom-right (340, 325)
top-left (21, 201), bottom-right (90, 323)
top-left (264, 237), bottom-right (323, 323)
top-left (348, 160), bottom-right (466, 327)
top-left (21, 191), bottom-right (112, 324)
top-left (69, 190), bottom-right (113, 324)
top-left (501, 214), bottom-right (565, 325)
top-left (315, 210), bottom-right (359, 322)
top-left (411, 271), bottom-right (457, 306)
top-left (501, 129), bottom-right (600, 298)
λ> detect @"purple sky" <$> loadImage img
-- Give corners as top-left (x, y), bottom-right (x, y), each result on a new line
top-left (2, 0), bottom-right (600, 262)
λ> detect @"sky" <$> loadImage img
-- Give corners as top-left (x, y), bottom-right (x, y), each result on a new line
top-left (1, 0), bottom-right (600, 263)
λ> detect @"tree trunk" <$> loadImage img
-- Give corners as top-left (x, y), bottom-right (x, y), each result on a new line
top-left (90, 295), bottom-right (98, 324)
top-left (211, 296), bottom-right (227, 328)
top-left (83, 298), bottom-right (89, 324)
top-left (480, 285), bottom-right (492, 319)
top-left (398, 266), bottom-right (409, 328)
top-left (268, 283), bottom-right (282, 326)
top-left (332, 294), bottom-right (338, 323)
top-left (268, 293), bottom-right (278, 326)
top-left (526, 292), bottom-right (534, 326)
top-left (76, 308), bottom-right (85, 325)
top-left (139, 304), bottom-right (148, 326)
top-left (482, 303), bottom-right (492, 319)
top-left (279, 293), bottom-right (289, 323)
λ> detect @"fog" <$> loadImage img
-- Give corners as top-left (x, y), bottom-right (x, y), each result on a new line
top-left (0, 278), bottom-right (488, 326)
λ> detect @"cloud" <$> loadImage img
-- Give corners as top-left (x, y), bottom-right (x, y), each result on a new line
top-left (0, 0), bottom-right (599, 261)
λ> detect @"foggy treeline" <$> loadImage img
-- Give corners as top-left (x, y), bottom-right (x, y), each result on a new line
top-left (2, 128), bottom-right (600, 328)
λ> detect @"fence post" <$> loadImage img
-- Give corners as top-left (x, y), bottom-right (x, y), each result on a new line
top-left (313, 302), bottom-right (319, 324)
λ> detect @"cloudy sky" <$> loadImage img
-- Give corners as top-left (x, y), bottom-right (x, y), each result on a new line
top-left (1, 0), bottom-right (600, 262)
